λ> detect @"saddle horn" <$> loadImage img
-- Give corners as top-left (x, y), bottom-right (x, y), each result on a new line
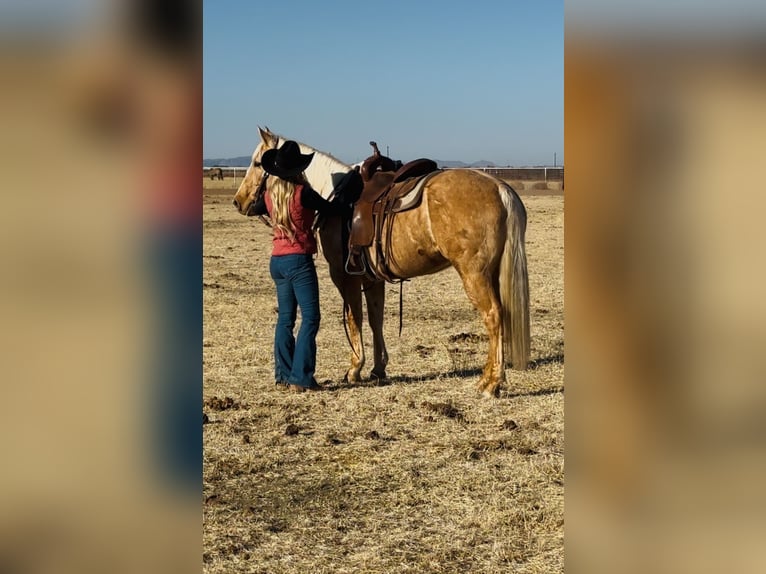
top-left (361, 140), bottom-right (395, 182)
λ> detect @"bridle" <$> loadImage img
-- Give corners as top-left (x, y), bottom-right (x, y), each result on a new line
top-left (245, 154), bottom-right (271, 225)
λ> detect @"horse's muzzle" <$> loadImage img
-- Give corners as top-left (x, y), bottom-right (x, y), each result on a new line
top-left (233, 198), bottom-right (256, 216)
top-left (236, 200), bottom-right (259, 217)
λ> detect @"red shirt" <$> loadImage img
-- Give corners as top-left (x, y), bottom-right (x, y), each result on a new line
top-left (264, 185), bottom-right (318, 256)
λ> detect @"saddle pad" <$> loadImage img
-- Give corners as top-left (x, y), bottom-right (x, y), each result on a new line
top-left (391, 170), bottom-right (442, 212)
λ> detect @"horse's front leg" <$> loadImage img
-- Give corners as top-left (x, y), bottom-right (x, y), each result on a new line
top-left (363, 279), bottom-right (388, 381)
top-left (328, 271), bottom-right (366, 383)
top-left (320, 219), bottom-right (366, 384)
top-left (342, 284), bottom-right (366, 383)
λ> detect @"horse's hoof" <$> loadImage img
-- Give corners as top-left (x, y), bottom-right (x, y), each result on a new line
top-left (477, 379), bottom-right (500, 398)
top-left (344, 371), bottom-right (362, 384)
top-left (369, 369), bottom-right (387, 383)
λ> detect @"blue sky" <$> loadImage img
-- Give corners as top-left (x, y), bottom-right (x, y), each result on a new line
top-left (203, 1), bottom-right (562, 166)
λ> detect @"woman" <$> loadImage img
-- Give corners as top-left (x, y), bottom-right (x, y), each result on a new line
top-left (252, 140), bottom-right (346, 392)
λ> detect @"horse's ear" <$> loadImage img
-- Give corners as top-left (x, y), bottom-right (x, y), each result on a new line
top-left (259, 126), bottom-right (277, 147)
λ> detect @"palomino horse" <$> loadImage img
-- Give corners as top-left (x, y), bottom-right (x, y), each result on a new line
top-left (233, 127), bottom-right (530, 397)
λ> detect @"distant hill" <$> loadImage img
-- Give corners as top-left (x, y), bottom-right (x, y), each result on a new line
top-left (204, 156), bottom-right (252, 167)
top-left (204, 156), bottom-right (497, 168)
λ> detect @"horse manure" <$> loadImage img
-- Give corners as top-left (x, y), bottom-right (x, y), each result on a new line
top-left (447, 332), bottom-right (486, 344)
top-left (204, 396), bottom-right (245, 411)
top-left (467, 449), bottom-right (483, 461)
top-left (284, 424), bottom-right (300, 436)
top-left (420, 401), bottom-right (466, 423)
top-left (364, 430), bottom-right (381, 440)
top-left (265, 521), bottom-right (287, 533)
top-left (414, 344), bottom-right (435, 357)
top-left (326, 434), bottom-right (343, 445)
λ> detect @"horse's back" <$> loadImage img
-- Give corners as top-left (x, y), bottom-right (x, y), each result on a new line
top-left (426, 169), bottom-right (512, 234)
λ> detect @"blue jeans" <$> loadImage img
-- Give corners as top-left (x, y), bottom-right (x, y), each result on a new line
top-left (269, 254), bottom-right (321, 388)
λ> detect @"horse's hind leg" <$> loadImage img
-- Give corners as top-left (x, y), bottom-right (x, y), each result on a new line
top-left (363, 280), bottom-right (388, 381)
top-left (455, 269), bottom-right (505, 398)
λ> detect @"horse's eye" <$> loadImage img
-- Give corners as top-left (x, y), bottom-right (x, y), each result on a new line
top-left (253, 161), bottom-right (261, 168)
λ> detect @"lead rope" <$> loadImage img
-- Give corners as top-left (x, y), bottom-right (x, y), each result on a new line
top-left (398, 280), bottom-right (404, 336)
top-left (341, 294), bottom-right (363, 362)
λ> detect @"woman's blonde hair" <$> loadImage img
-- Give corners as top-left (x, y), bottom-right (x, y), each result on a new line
top-left (268, 175), bottom-right (303, 240)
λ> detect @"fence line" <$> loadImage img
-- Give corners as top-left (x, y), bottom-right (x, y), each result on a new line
top-left (463, 166), bottom-right (564, 182)
top-left (204, 165), bottom-right (565, 185)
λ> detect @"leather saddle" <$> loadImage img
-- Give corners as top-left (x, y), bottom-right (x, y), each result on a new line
top-left (346, 142), bottom-right (440, 280)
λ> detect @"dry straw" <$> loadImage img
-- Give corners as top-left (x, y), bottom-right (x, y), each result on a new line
top-left (203, 191), bottom-right (563, 573)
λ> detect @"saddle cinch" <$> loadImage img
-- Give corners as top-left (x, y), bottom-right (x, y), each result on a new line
top-left (346, 142), bottom-right (441, 281)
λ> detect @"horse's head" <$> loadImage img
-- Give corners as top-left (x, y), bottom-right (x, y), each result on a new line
top-left (232, 126), bottom-right (279, 216)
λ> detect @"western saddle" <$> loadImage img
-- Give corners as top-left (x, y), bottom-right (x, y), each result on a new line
top-left (346, 141), bottom-right (440, 281)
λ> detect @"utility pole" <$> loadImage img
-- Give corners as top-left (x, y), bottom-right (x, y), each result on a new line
top-left (554, 152), bottom-right (557, 167)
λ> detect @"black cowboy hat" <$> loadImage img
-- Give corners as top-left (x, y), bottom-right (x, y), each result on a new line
top-left (261, 140), bottom-right (314, 179)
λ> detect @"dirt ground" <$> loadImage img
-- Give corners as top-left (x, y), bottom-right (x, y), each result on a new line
top-left (203, 186), bottom-right (563, 573)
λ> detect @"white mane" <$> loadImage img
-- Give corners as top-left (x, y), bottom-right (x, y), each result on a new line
top-left (271, 133), bottom-right (352, 200)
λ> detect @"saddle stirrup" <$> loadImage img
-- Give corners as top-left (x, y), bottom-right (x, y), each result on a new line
top-left (345, 251), bottom-right (367, 276)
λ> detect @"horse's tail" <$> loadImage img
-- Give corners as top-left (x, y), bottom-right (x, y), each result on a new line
top-left (499, 184), bottom-right (530, 369)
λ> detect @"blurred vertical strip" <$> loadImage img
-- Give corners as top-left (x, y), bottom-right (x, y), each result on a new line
top-left (0, 0), bottom-right (201, 572)
top-left (566, 2), bottom-right (766, 573)
top-left (130, 0), bottom-right (203, 492)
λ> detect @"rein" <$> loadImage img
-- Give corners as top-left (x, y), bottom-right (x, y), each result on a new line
top-left (250, 164), bottom-right (271, 226)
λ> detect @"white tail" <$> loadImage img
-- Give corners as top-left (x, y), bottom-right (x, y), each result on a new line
top-left (498, 184), bottom-right (530, 369)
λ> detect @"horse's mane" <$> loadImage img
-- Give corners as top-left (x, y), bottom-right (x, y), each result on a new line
top-left (269, 132), bottom-right (352, 199)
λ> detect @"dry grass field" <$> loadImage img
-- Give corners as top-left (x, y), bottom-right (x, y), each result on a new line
top-left (203, 184), bottom-right (563, 573)
top-left (204, 176), bottom-right (244, 190)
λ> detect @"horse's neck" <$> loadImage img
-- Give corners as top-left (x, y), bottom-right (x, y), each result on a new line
top-left (301, 149), bottom-right (351, 198)
top-left (270, 136), bottom-right (350, 198)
